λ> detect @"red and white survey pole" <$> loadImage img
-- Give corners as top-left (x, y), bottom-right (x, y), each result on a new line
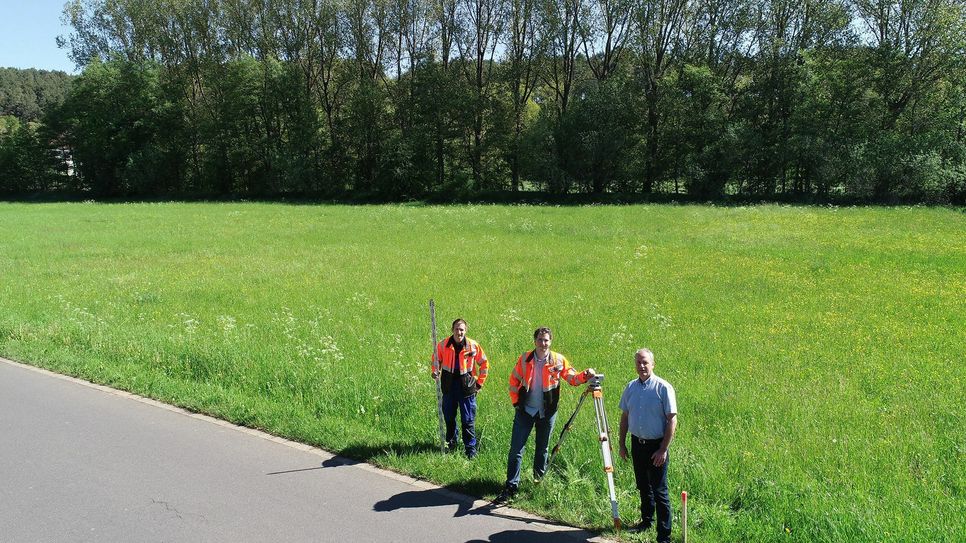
top-left (682, 491), bottom-right (688, 543)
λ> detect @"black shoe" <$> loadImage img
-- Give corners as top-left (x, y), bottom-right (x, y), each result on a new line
top-left (465, 449), bottom-right (477, 459)
top-left (629, 522), bottom-right (652, 533)
top-left (493, 485), bottom-right (518, 504)
top-left (446, 441), bottom-right (458, 452)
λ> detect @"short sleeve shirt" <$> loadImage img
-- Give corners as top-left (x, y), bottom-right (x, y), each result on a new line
top-left (618, 375), bottom-right (677, 440)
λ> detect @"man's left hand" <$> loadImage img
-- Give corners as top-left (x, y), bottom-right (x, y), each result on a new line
top-left (651, 448), bottom-right (667, 467)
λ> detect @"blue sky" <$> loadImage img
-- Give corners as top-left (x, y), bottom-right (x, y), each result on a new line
top-left (0, 0), bottom-right (77, 73)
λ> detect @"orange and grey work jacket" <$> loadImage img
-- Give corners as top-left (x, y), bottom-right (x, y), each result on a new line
top-left (508, 350), bottom-right (589, 417)
top-left (431, 337), bottom-right (489, 396)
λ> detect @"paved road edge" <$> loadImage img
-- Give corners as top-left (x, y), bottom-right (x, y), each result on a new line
top-left (1, 355), bottom-right (612, 542)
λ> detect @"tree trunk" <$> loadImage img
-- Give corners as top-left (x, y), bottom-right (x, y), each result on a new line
top-left (644, 84), bottom-right (659, 193)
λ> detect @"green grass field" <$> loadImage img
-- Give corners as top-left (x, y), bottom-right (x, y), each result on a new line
top-left (0, 202), bottom-right (963, 542)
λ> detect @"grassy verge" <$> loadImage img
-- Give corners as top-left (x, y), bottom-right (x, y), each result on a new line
top-left (1, 202), bottom-right (963, 541)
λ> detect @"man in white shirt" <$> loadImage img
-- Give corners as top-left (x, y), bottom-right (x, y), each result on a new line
top-left (618, 348), bottom-right (677, 543)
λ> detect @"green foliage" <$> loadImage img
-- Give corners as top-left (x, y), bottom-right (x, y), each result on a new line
top-left (0, 203), bottom-right (963, 541)
top-left (51, 59), bottom-right (181, 196)
top-left (0, 114), bottom-right (21, 136)
top-left (5, 0), bottom-right (965, 202)
top-left (0, 116), bottom-right (62, 194)
top-left (557, 78), bottom-right (636, 193)
top-left (0, 67), bottom-right (73, 122)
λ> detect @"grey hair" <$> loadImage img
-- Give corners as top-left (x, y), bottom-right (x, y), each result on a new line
top-left (635, 348), bottom-right (654, 362)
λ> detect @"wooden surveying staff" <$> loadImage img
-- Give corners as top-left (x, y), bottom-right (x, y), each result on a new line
top-left (682, 491), bottom-right (688, 543)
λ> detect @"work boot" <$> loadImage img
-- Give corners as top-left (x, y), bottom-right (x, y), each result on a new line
top-left (629, 521), bottom-right (652, 533)
top-left (493, 484), bottom-right (517, 504)
top-left (465, 448), bottom-right (477, 459)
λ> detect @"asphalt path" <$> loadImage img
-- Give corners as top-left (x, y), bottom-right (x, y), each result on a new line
top-left (0, 358), bottom-right (605, 543)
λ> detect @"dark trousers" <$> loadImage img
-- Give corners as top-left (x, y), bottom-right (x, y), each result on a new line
top-left (442, 383), bottom-right (476, 452)
top-left (631, 436), bottom-right (671, 542)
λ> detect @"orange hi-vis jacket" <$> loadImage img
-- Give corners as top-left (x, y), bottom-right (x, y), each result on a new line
top-left (431, 336), bottom-right (489, 394)
top-left (508, 350), bottom-right (589, 417)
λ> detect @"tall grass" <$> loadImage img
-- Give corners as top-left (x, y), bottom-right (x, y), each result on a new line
top-left (0, 202), bottom-right (962, 541)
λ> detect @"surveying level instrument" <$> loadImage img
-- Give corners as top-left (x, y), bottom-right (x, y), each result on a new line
top-left (428, 299), bottom-right (446, 453)
top-left (547, 373), bottom-right (621, 530)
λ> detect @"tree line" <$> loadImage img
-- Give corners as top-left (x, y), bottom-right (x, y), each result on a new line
top-left (0, 68), bottom-right (72, 122)
top-left (2, 0), bottom-right (965, 203)
top-left (0, 68), bottom-right (73, 193)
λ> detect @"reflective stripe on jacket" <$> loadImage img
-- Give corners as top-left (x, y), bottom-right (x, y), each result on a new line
top-left (507, 350), bottom-right (588, 417)
top-left (431, 337), bottom-right (489, 389)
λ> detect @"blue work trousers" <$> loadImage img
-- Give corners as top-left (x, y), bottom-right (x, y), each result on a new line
top-left (442, 384), bottom-right (477, 453)
top-left (505, 408), bottom-right (556, 487)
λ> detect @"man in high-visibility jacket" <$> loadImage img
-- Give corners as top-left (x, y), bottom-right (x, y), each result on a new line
top-left (431, 318), bottom-right (489, 458)
top-left (494, 326), bottom-right (596, 503)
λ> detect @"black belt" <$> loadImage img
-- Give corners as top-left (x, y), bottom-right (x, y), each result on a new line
top-left (634, 436), bottom-right (664, 444)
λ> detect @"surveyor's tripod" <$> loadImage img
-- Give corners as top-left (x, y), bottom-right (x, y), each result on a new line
top-left (547, 374), bottom-right (621, 530)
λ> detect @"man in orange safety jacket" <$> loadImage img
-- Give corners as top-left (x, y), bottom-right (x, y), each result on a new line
top-left (431, 318), bottom-right (488, 458)
top-left (494, 326), bottom-right (595, 503)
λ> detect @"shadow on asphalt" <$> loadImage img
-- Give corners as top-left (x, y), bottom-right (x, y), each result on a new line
top-left (265, 466), bottom-right (324, 476)
top-left (373, 486), bottom-right (596, 539)
top-left (374, 488), bottom-right (476, 517)
top-left (372, 476), bottom-right (502, 517)
top-left (320, 442), bottom-right (442, 468)
top-left (344, 441), bottom-right (444, 458)
top-left (321, 456), bottom-right (356, 468)
top-left (311, 443), bottom-right (599, 540)
top-left (451, 476), bottom-right (504, 498)
top-left (264, 441), bottom-right (442, 473)
top-left (271, 450), bottom-right (599, 541)
top-left (465, 529), bottom-right (595, 542)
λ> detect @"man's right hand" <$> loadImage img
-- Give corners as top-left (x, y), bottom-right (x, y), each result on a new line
top-left (431, 370), bottom-right (439, 380)
top-left (618, 443), bottom-right (628, 460)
